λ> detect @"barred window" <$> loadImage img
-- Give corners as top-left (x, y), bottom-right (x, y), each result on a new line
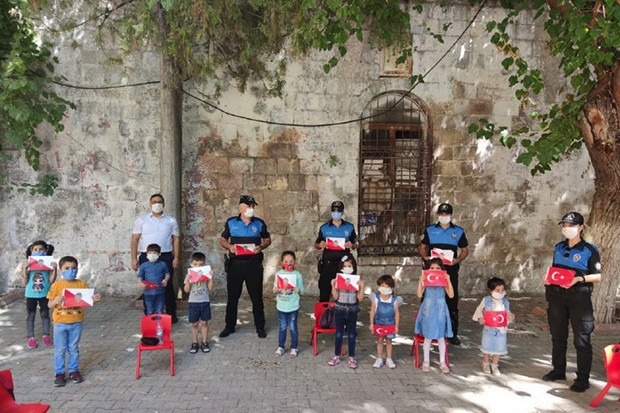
top-left (358, 91), bottom-right (432, 256)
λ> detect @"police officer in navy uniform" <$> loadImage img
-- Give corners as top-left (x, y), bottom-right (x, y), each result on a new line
top-left (219, 195), bottom-right (271, 338)
top-left (315, 201), bottom-right (359, 302)
top-left (542, 212), bottom-right (602, 392)
top-left (418, 203), bottom-right (469, 345)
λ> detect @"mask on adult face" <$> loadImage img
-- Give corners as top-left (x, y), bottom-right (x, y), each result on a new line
top-left (562, 226), bottom-right (580, 240)
top-left (151, 203), bottom-right (164, 214)
top-left (438, 215), bottom-right (451, 225)
top-left (378, 287), bottom-right (393, 295)
top-left (331, 211), bottom-right (343, 220)
top-left (61, 268), bottom-right (78, 280)
top-left (491, 291), bottom-right (506, 300)
top-left (244, 208), bottom-right (255, 218)
top-left (147, 253), bottom-right (159, 263)
top-left (341, 266), bottom-right (354, 274)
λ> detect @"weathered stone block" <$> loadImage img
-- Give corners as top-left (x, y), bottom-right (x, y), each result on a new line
top-left (277, 159), bottom-right (300, 174)
top-left (468, 99), bottom-right (493, 115)
top-left (254, 158), bottom-right (278, 174)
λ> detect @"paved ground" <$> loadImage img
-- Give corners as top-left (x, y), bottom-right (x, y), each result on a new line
top-left (1, 292), bottom-right (619, 413)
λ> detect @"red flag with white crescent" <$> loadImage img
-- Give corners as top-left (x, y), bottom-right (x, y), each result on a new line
top-left (484, 310), bottom-right (508, 327)
top-left (422, 269), bottom-right (448, 287)
top-left (545, 266), bottom-right (575, 287)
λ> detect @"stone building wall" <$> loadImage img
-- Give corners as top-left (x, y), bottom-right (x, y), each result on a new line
top-left (0, 2), bottom-right (594, 297)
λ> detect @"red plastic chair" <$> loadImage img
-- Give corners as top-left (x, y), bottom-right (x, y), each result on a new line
top-left (410, 312), bottom-right (449, 368)
top-left (0, 369), bottom-right (50, 413)
top-left (590, 344), bottom-right (620, 407)
top-left (136, 314), bottom-right (175, 379)
top-left (309, 302), bottom-right (342, 356)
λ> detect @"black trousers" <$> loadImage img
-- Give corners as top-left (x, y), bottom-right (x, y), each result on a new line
top-left (445, 266), bottom-right (459, 337)
top-left (139, 252), bottom-right (176, 318)
top-left (546, 286), bottom-right (594, 381)
top-left (318, 259), bottom-right (341, 303)
top-left (224, 259), bottom-right (265, 330)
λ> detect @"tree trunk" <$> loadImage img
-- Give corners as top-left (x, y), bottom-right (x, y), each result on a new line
top-left (154, 2), bottom-right (183, 293)
top-left (579, 59), bottom-right (620, 324)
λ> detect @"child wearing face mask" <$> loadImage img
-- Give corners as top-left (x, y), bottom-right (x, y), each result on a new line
top-left (273, 251), bottom-right (304, 358)
top-left (47, 256), bottom-right (101, 386)
top-left (369, 275), bottom-right (402, 369)
top-left (415, 258), bottom-right (454, 373)
top-left (137, 243), bottom-right (170, 315)
top-left (328, 255), bottom-right (365, 369)
top-left (472, 277), bottom-right (515, 376)
top-left (21, 240), bottom-right (57, 349)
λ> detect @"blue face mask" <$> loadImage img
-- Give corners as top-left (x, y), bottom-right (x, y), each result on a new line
top-left (331, 211), bottom-right (343, 220)
top-left (31, 251), bottom-right (46, 256)
top-left (61, 269), bottom-right (78, 280)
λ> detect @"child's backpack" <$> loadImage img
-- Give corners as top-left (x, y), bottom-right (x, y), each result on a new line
top-left (319, 306), bottom-right (336, 329)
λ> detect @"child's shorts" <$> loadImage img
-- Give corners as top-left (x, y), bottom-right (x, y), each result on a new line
top-left (188, 301), bottom-right (212, 323)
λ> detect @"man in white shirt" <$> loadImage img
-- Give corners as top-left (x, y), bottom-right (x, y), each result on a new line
top-left (131, 194), bottom-right (180, 323)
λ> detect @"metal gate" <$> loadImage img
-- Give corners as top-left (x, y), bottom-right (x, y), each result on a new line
top-left (358, 91), bottom-right (433, 256)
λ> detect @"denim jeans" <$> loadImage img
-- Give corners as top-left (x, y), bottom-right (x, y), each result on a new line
top-left (54, 322), bottom-right (83, 375)
top-left (277, 310), bottom-right (298, 349)
top-left (334, 304), bottom-right (359, 357)
top-left (144, 293), bottom-right (165, 315)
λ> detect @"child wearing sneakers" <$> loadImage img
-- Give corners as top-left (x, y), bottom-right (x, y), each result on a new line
top-left (415, 258), bottom-right (454, 373)
top-left (272, 250), bottom-right (304, 358)
top-left (328, 255), bottom-right (365, 369)
top-left (369, 274), bottom-right (402, 369)
top-left (47, 256), bottom-right (101, 386)
top-left (21, 240), bottom-right (57, 349)
top-left (473, 276), bottom-right (515, 376)
top-left (183, 252), bottom-right (214, 354)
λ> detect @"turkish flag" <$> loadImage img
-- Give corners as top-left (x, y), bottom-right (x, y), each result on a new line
top-left (373, 324), bottom-right (396, 336)
top-left (143, 281), bottom-right (160, 290)
top-left (336, 273), bottom-right (360, 291)
top-left (484, 310), bottom-right (508, 327)
top-left (235, 244), bottom-right (256, 255)
top-left (431, 248), bottom-right (454, 265)
top-left (276, 273), bottom-right (297, 290)
top-left (326, 237), bottom-right (346, 250)
top-left (422, 269), bottom-right (448, 287)
top-left (188, 266), bottom-right (211, 282)
top-left (545, 266), bottom-right (575, 288)
top-left (63, 288), bottom-right (94, 307)
top-left (28, 256), bottom-right (55, 271)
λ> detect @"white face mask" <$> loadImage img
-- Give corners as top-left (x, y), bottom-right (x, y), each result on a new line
top-left (562, 226), bottom-right (580, 240)
top-left (378, 287), bottom-right (393, 295)
top-left (438, 215), bottom-right (451, 225)
top-left (341, 266), bottom-right (354, 274)
top-left (491, 291), bottom-right (506, 300)
top-left (147, 253), bottom-right (159, 262)
top-left (151, 203), bottom-right (164, 214)
top-left (244, 208), bottom-right (255, 218)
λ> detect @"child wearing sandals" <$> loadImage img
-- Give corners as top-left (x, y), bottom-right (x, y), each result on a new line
top-left (273, 251), bottom-right (304, 358)
top-left (369, 274), bottom-right (403, 369)
top-left (184, 252), bottom-right (214, 354)
top-left (415, 258), bottom-right (454, 373)
top-left (327, 255), bottom-right (365, 369)
top-left (472, 276), bottom-right (515, 376)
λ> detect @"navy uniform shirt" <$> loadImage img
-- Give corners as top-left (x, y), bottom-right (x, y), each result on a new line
top-left (420, 222), bottom-right (468, 267)
top-left (222, 215), bottom-right (270, 260)
top-left (552, 238), bottom-right (602, 287)
top-left (315, 220), bottom-right (358, 261)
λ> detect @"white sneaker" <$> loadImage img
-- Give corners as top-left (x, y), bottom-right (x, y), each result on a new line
top-left (386, 358), bottom-right (396, 369)
top-left (482, 361), bottom-right (491, 374)
top-left (373, 358), bottom-right (384, 368)
top-left (275, 347), bottom-right (284, 357)
top-left (491, 364), bottom-right (501, 376)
